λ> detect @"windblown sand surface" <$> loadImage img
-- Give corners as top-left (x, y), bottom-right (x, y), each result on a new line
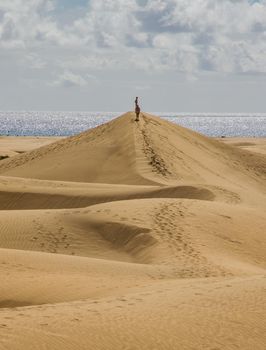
top-left (218, 137), bottom-right (266, 156)
top-left (0, 136), bottom-right (63, 158)
top-left (0, 112), bottom-right (265, 350)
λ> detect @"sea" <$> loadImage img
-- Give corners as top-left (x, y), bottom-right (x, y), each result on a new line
top-left (0, 111), bottom-right (265, 137)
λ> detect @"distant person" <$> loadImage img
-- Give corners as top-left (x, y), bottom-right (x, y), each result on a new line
top-left (135, 96), bottom-right (141, 121)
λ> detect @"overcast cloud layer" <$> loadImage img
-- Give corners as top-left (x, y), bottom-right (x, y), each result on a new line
top-left (0, 0), bottom-right (266, 111)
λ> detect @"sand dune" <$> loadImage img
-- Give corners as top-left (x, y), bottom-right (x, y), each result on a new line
top-left (0, 112), bottom-right (265, 350)
top-left (0, 176), bottom-right (218, 210)
top-left (1, 113), bottom-right (265, 186)
top-left (0, 136), bottom-right (63, 158)
top-left (219, 137), bottom-right (266, 156)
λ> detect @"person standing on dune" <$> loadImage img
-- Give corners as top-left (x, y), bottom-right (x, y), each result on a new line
top-left (135, 97), bottom-right (141, 121)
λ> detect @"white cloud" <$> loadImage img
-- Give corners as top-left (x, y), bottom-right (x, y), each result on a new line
top-left (51, 71), bottom-right (89, 87)
top-left (24, 53), bottom-right (47, 69)
top-left (1, 0), bottom-right (266, 73)
top-left (1, 0), bottom-right (266, 111)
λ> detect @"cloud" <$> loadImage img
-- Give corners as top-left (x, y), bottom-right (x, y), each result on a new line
top-left (0, 0), bottom-right (58, 48)
top-left (70, 0), bottom-right (266, 74)
top-left (24, 53), bottom-right (47, 69)
top-left (1, 0), bottom-right (266, 82)
top-left (51, 71), bottom-right (89, 87)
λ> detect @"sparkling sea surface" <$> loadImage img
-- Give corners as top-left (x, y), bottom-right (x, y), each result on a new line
top-left (0, 111), bottom-right (265, 137)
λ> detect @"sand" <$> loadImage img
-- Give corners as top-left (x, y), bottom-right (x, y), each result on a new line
top-left (0, 112), bottom-right (265, 350)
top-left (0, 136), bottom-right (63, 158)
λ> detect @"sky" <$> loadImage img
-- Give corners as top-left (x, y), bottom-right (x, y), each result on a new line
top-left (0, 0), bottom-right (266, 112)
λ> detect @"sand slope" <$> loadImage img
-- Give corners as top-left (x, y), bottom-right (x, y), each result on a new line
top-left (0, 112), bottom-right (265, 350)
top-left (0, 114), bottom-right (150, 184)
top-left (1, 113), bottom-right (265, 186)
top-left (219, 137), bottom-right (266, 156)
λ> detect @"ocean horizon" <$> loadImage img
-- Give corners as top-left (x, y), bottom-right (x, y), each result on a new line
top-left (0, 111), bottom-right (265, 137)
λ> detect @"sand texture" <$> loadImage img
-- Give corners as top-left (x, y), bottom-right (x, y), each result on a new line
top-left (0, 112), bottom-right (265, 350)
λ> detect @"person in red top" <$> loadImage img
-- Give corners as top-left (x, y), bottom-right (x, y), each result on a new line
top-left (135, 96), bottom-right (141, 121)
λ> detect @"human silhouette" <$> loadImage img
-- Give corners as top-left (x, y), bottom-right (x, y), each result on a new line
top-left (135, 97), bottom-right (140, 121)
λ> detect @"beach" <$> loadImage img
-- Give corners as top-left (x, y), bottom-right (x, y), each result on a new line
top-left (0, 112), bottom-right (265, 350)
